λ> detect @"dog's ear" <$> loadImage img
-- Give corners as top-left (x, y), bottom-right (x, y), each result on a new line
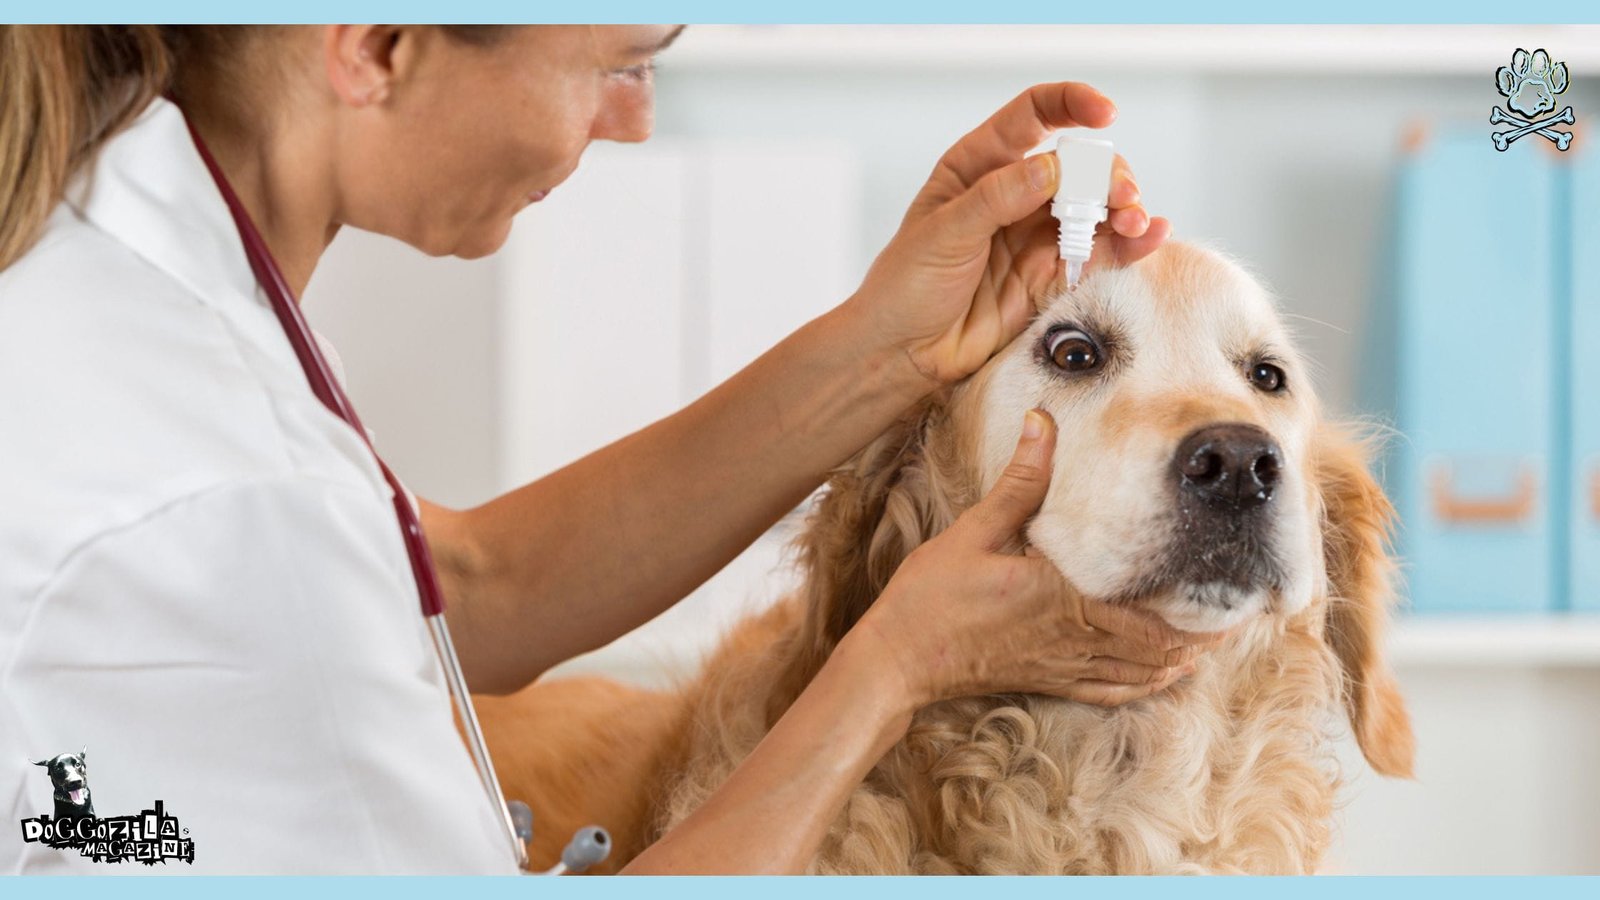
top-left (32, 758), bottom-right (48, 767)
top-left (80, 747), bottom-right (86, 763)
top-left (796, 395), bottom-right (969, 652)
top-left (1312, 423), bottom-right (1415, 779)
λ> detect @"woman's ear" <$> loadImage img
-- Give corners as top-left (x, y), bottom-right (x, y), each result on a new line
top-left (323, 25), bottom-right (406, 107)
top-left (1313, 423), bottom-right (1416, 779)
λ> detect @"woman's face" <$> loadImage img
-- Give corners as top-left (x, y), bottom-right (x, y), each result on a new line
top-left (333, 25), bottom-right (682, 259)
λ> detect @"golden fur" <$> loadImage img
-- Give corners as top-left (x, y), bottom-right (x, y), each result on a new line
top-left (478, 242), bottom-right (1414, 874)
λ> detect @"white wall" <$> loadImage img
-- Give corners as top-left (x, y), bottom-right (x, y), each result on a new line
top-left (303, 228), bottom-right (500, 508)
top-left (1330, 663), bottom-right (1600, 874)
top-left (301, 25), bottom-right (1600, 874)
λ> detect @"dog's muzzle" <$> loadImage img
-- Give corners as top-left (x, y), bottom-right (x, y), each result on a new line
top-left (1158, 423), bottom-right (1287, 597)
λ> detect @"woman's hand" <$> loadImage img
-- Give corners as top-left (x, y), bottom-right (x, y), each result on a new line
top-left (842, 82), bottom-right (1172, 390)
top-left (849, 408), bottom-right (1221, 710)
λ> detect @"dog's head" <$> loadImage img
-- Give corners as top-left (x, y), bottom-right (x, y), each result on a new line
top-left (33, 748), bottom-right (92, 807)
top-left (797, 241), bottom-right (1413, 777)
top-left (976, 243), bottom-right (1318, 633)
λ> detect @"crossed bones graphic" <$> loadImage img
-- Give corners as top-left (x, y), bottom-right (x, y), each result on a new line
top-left (1490, 105), bottom-right (1575, 151)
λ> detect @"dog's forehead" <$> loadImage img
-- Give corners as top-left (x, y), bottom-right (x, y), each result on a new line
top-left (1042, 243), bottom-right (1280, 347)
top-left (1135, 242), bottom-right (1267, 314)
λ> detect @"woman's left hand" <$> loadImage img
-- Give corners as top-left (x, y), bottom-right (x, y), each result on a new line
top-left (844, 82), bottom-right (1171, 390)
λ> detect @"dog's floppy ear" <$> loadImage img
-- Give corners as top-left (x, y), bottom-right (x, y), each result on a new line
top-left (795, 395), bottom-right (970, 653)
top-left (32, 758), bottom-right (48, 767)
top-left (1313, 423), bottom-right (1415, 779)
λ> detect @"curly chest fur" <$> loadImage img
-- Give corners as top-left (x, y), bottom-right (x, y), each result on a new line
top-left (827, 636), bottom-right (1342, 874)
top-left (662, 613), bottom-right (1346, 875)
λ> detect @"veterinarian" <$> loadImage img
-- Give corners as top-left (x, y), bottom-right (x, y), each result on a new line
top-left (0, 25), bottom-right (1222, 874)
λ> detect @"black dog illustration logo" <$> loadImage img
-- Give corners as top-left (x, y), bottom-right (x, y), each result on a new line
top-left (20, 747), bottom-right (194, 865)
top-left (32, 748), bottom-right (94, 819)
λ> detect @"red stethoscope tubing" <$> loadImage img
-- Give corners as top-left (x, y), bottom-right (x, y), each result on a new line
top-left (179, 114), bottom-right (447, 619)
top-left (178, 106), bottom-right (528, 870)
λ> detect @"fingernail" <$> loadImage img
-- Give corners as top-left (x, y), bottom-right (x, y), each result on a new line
top-left (1022, 409), bottom-right (1045, 440)
top-left (1025, 153), bottom-right (1056, 193)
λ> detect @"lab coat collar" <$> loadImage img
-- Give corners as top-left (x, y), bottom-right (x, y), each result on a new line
top-left (66, 95), bottom-right (264, 318)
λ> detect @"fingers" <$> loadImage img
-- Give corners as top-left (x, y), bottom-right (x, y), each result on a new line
top-left (1081, 596), bottom-right (1225, 659)
top-left (933, 153), bottom-right (1059, 250)
top-left (1094, 631), bottom-right (1216, 669)
top-left (963, 409), bottom-right (1058, 548)
top-left (1105, 154), bottom-right (1149, 239)
top-left (1108, 154), bottom-right (1140, 211)
top-left (1083, 655), bottom-right (1183, 686)
top-left (1107, 205), bottom-right (1151, 238)
top-left (1054, 672), bottom-right (1187, 708)
top-left (976, 148), bottom-right (1159, 294)
top-left (1084, 216), bottom-right (1172, 279)
top-left (939, 82), bottom-right (1118, 191)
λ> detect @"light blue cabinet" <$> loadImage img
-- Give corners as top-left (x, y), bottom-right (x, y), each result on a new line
top-left (1570, 142), bottom-right (1600, 611)
top-left (1390, 130), bottom-right (1557, 612)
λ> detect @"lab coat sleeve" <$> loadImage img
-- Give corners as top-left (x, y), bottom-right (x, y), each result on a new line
top-left (4, 475), bottom-right (514, 874)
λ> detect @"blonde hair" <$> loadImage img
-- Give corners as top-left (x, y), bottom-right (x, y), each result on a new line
top-left (0, 25), bottom-right (512, 274)
top-left (0, 25), bottom-right (174, 271)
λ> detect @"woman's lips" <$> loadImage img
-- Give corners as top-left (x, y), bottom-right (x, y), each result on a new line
top-left (526, 189), bottom-right (550, 204)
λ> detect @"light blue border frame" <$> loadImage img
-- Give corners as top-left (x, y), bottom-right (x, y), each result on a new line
top-left (14, 2), bottom-right (1600, 24)
top-left (3, 875), bottom-right (1600, 895)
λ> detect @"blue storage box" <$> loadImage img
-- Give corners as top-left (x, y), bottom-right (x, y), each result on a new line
top-left (1390, 130), bottom-right (1557, 613)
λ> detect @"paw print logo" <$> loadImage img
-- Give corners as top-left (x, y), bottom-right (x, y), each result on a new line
top-left (1491, 48), bottom-right (1574, 151)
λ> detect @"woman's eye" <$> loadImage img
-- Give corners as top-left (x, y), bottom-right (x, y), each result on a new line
top-left (611, 60), bottom-right (657, 82)
top-left (1045, 329), bottom-right (1100, 372)
top-left (1250, 362), bottom-right (1287, 393)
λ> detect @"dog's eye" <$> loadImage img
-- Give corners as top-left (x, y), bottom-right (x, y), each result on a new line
top-left (1249, 362), bottom-right (1287, 393)
top-left (1045, 328), bottom-right (1100, 373)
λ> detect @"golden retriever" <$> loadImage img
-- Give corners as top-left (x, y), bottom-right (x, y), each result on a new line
top-left (474, 241), bottom-right (1415, 874)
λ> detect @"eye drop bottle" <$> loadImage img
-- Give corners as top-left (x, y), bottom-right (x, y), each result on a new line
top-left (1052, 135), bottom-right (1115, 289)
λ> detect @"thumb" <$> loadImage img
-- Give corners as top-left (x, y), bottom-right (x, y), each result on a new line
top-left (967, 408), bottom-right (1057, 547)
top-left (935, 153), bottom-right (1058, 248)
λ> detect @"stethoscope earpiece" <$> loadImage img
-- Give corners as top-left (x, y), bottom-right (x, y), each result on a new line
top-left (507, 800), bottom-right (534, 843)
top-left (539, 825), bottom-right (612, 876)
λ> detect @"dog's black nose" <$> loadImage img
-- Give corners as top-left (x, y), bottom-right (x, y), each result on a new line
top-left (1174, 424), bottom-right (1281, 508)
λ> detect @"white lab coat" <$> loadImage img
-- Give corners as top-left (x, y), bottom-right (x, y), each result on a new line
top-left (0, 97), bottom-right (517, 874)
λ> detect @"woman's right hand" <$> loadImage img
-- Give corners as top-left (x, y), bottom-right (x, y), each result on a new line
top-left (850, 408), bottom-right (1225, 710)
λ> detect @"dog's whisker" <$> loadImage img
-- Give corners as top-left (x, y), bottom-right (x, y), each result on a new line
top-left (1281, 311), bottom-right (1350, 336)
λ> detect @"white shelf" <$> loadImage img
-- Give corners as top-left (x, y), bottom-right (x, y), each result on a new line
top-left (668, 25), bottom-right (1600, 75)
top-left (1388, 614), bottom-right (1600, 668)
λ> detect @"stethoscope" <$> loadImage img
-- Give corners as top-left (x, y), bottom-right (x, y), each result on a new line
top-left (177, 104), bottom-right (610, 876)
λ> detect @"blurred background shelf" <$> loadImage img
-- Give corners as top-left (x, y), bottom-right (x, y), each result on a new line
top-left (668, 25), bottom-right (1600, 73)
top-left (1389, 613), bottom-right (1600, 667)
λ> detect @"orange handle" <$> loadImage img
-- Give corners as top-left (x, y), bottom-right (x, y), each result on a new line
top-left (1429, 464), bottom-right (1537, 524)
top-left (1591, 467), bottom-right (1600, 522)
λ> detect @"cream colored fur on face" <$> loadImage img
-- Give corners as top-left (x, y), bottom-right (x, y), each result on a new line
top-left (481, 241), bottom-right (1416, 875)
